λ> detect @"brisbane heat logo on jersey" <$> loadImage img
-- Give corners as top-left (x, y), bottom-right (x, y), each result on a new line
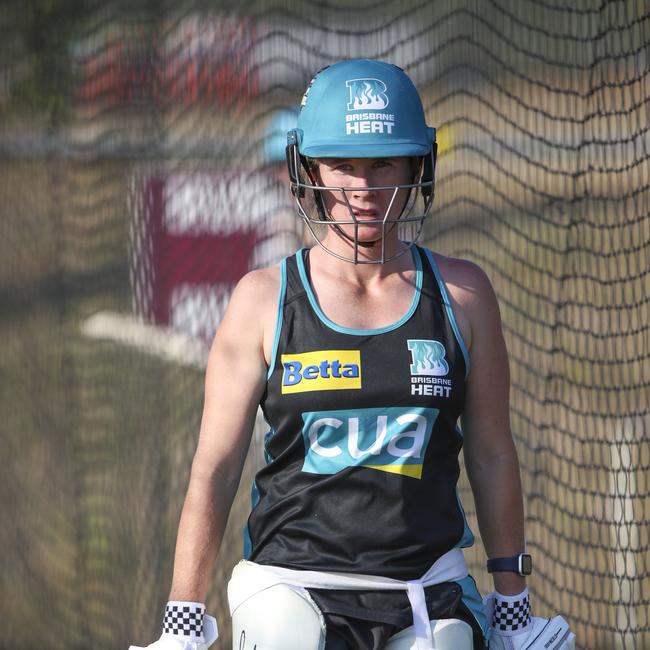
top-left (408, 339), bottom-right (448, 375)
top-left (301, 407), bottom-right (439, 479)
top-left (281, 350), bottom-right (361, 394)
top-left (407, 339), bottom-right (453, 397)
top-left (345, 78), bottom-right (395, 136)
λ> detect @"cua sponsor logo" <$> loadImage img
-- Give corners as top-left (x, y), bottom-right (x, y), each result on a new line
top-left (301, 406), bottom-right (439, 479)
top-left (281, 350), bottom-right (361, 394)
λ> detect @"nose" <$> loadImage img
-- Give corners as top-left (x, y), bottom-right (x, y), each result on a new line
top-left (349, 173), bottom-right (376, 198)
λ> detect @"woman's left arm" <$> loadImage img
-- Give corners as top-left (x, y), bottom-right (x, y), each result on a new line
top-left (446, 259), bottom-right (576, 649)
top-left (453, 262), bottom-right (526, 596)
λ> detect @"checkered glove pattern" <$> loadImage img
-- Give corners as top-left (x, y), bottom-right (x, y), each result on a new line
top-left (484, 588), bottom-right (576, 650)
top-left (127, 601), bottom-right (218, 650)
top-left (492, 589), bottom-right (531, 634)
top-left (163, 601), bottom-right (205, 640)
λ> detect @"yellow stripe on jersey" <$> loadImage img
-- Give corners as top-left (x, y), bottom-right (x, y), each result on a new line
top-left (365, 463), bottom-right (424, 479)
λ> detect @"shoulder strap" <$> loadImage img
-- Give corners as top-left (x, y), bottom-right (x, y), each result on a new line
top-left (283, 248), bottom-right (308, 303)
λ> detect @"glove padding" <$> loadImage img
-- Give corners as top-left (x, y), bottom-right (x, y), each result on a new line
top-left (484, 592), bottom-right (575, 650)
top-left (129, 614), bottom-right (218, 650)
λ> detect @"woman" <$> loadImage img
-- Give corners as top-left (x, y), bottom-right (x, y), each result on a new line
top-left (131, 60), bottom-right (574, 650)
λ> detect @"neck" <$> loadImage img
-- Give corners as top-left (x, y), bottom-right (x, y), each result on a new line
top-left (320, 225), bottom-right (407, 263)
top-left (309, 240), bottom-right (415, 287)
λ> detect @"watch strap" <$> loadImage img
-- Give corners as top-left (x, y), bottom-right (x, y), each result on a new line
top-left (487, 554), bottom-right (532, 575)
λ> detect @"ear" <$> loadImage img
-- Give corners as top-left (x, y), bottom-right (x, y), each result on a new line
top-left (302, 159), bottom-right (328, 222)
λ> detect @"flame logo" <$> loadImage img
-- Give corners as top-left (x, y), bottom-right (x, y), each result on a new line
top-left (346, 78), bottom-right (389, 111)
top-left (407, 340), bottom-right (449, 376)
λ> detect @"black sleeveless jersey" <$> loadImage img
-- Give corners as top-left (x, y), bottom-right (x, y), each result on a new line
top-left (245, 245), bottom-right (474, 581)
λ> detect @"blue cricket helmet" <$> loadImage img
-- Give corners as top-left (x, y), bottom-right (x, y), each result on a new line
top-left (295, 59), bottom-right (435, 158)
top-left (285, 59), bottom-right (438, 264)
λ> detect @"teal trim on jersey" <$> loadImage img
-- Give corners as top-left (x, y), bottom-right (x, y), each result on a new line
top-left (424, 250), bottom-right (471, 380)
top-left (262, 428), bottom-right (276, 464)
top-left (457, 575), bottom-right (489, 641)
top-left (296, 246), bottom-right (423, 336)
top-left (267, 259), bottom-right (288, 380)
top-left (244, 429), bottom-right (276, 557)
top-left (454, 488), bottom-right (475, 549)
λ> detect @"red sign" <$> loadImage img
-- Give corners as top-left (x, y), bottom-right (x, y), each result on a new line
top-left (131, 172), bottom-right (259, 342)
top-left (77, 17), bottom-right (258, 107)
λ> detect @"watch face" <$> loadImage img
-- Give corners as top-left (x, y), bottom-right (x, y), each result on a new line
top-left (521, 554), bottom-right (533, 575)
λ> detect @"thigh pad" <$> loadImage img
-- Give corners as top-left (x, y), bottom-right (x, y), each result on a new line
top-left (231, 582), bottom-right (326, 650)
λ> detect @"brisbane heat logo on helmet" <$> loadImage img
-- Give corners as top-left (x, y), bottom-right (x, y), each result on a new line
top-left (344, 78), bottom-right (395, 136)
top-left (346, 78), bottom-right (389, 111)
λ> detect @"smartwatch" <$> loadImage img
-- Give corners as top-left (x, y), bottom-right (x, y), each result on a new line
top-left (487, 553), bottom-right (532, 576)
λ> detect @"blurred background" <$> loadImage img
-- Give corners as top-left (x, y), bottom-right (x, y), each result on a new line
top-left (0, 1), bottom-right (648, 648)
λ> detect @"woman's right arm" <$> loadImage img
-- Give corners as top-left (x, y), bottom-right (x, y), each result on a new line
top-left (167, 268), bottom-right (277, 603)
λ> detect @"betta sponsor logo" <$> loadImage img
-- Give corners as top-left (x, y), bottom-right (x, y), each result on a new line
top-left (281, 350), bottom-right (361, 394)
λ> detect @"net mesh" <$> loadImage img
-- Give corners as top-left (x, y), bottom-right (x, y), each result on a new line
top-left (1, 1), bottom-right (648, 648)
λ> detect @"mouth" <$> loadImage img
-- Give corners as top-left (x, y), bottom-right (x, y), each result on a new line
top-left (352, 209), bottom-right (381, 221)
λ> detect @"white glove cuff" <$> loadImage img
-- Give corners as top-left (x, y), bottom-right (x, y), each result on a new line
top-left (492, 587), bottom-right (532, 636)
top-left (162, 601), bottom-right (206, 641)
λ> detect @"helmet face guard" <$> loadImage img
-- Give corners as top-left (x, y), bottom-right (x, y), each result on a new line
top-left (286, 133), bottom-right (437, 264)
top-left (285, 59), bottom-right (438, 264)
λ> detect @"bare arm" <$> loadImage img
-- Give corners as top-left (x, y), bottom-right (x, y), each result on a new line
top-left (450, 262), bottom-right (526, 596)
top-left (168, 269), bottom-right (277, 602)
